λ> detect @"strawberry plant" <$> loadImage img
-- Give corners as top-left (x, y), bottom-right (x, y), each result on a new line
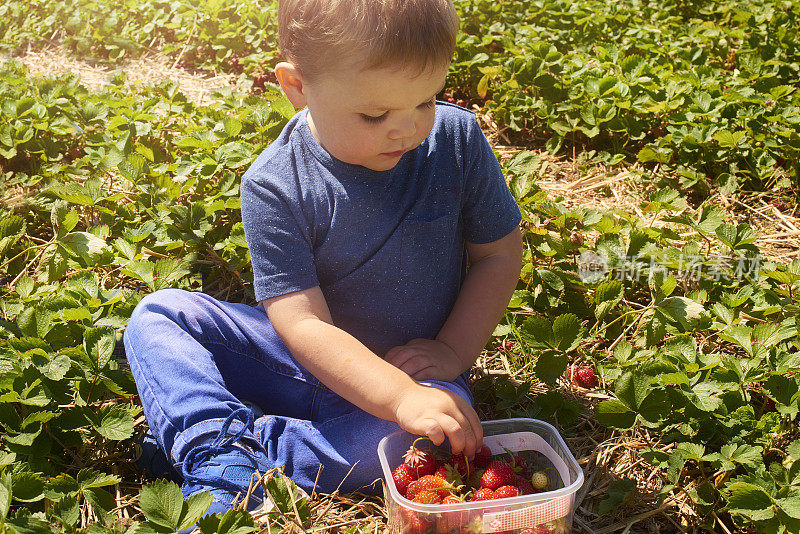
top-left (0, 59), bottom-right (296, 532)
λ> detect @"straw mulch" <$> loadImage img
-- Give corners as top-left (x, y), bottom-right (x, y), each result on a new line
top-left (7, 44), bottom-right (800, 534)
top-left (8, 44), bottom-right (240, 106)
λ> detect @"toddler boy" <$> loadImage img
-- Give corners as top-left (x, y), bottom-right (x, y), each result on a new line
top-left (123, 0), bottom-right (522, 524)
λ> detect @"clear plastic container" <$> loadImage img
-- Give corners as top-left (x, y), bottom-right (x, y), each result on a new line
top-left (378, 418), bottom-right (584, 534)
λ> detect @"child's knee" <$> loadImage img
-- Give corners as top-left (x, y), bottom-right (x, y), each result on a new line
top-left (125, 289), bottom-right (195, 349)
top-left (130, 288), bottom-right (191, 323)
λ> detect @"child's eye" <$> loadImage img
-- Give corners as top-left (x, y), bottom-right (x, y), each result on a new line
top-left (360, 112), bottom-right (387, 124)
top-left (360, 100), bottom-right (434, 124)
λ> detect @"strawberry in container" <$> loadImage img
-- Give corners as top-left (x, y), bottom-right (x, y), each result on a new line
top-left (379, 418), bottom-right (584, 534)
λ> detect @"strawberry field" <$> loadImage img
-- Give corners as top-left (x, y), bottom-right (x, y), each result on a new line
top-left (1, 0), bottom-right (799, 532)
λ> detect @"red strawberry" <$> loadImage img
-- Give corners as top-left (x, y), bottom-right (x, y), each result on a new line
top-left (413, 489), bottom-right (442, 504)
top-left (479, 461), bottom-right (515, 491)
top-left (570, 366), bottom-right (597, 388)
top-left (448, 453), bottom-right (473, 478)
top-left (474, 445), bottom-right (492, 468)
top-left (472, 488), bottom-right (496, 500)
top-left (416, 474), bottom-right (454, 500)
top-left (436, 495), bottom-right (464, 533)
top-left (406, 479), bottom-right (421, 500)
top-left (494, 485), bottom-right (520, 499)
top-left (442, 494), bottom-right (462, 504)
top-left (402, 508), bottom-right (432, 534)
top-left (515, 473), bottom-right (536, 495)
top-left (404, 437), bottom-right (438, 478)
top-left (393, 463), bottom-right (417, 495)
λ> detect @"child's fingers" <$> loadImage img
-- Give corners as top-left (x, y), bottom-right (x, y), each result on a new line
top-left (464, 402), bottom-right (483, 446)
top-left (398, 357), bottom-right (434, 378)
top-left (383, 345), bottom-right (408, 365)
top-left (437, 414), bottom-right (467, 453)
top-left (450, 397), bottom-right (483, 457)
top-left (422, 419), bottom-right (446, 446)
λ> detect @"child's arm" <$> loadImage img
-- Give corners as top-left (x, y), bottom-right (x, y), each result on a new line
top-left (263, 287), bottom-right (484, 456)
top-left (384, 226), bottom-right (522, 381)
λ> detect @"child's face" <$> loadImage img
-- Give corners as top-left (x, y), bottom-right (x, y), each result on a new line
top-left (303, 63), bottom-right (449, 171)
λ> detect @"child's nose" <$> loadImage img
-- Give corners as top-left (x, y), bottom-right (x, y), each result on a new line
top-left (388, 115), bottom-right (417, 140)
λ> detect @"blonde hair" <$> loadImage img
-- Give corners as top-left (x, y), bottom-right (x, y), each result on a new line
top-left (278, 0), bottom-right (459, 81)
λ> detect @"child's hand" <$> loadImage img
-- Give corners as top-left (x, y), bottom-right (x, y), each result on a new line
top-left (384, 338), bottom-right (464, 382)
top-left (393, 383), bottom-right (483, 458)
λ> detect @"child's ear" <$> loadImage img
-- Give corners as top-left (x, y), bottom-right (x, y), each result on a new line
top-left (274, 62), bottom-right (307, 108)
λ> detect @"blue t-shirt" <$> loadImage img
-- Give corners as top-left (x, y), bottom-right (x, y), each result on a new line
top-left (240, 102), bottom-right (522, 356)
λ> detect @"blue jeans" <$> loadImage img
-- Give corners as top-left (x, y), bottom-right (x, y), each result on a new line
top-left (123, 288), bottom-right (474, 494)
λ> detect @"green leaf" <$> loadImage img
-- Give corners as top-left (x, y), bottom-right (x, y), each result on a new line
top-left (270, 95), bottom-right (296, 120)
top-left (48, 184), bottom-right (94, 207)
top-left (638, 389), bottom-right (671, 426)
top-left (552, 313), bottom-right (580, 351)
top-left (118, 154), bottom-right (144, 182)
top-left (715, 223), bottom-right (758, 252)
top-left (726, 481), bottom-right (775, 521)
top-left (638, 146), bottom-right (672, 163)
top-left (152, 258), bottom-right (190, 290)
top-left (0, 451), bottom-right (16, 468)
top-left (83, 326), bottom-right (116, 370)
top-left (264, 475), bottom-right (310, 520)
top-left (595, 280), bottom-right (623, 304)
top-left (207, 507), bottom-right (257, 533)
top-left (717, 444), bottom-right (764, 470)
top-left (534, 351), bottom-right (568, 385)
top-left (613, 340), bottom-right (633, 362)
top-left (753, 322), bottom-right (796, 348)
top-left (0, 470), bottom-right (10, 522)
top-left (477, 73), bottom-right (490, 98)
top-left (713, 129), bottom-right (745, 148)
top-left (689, 382), bottom-right (724, 412)
top-left (44, 474), bottom-right (79, 501)
top-left (615, 371), bottom-right (652, 410)
top-left (764, 375), bottom-right (800, 414)
top-left (50, 495), bottom-right (80, 529)
top-left (60, 231), bottom-right (110, 263)
top-left (223, 117), bottom-right (242, 138)
top-left (36, 353), bottom-right (71, 381)
top-left (719, 325), bottom-right (753, 356)
top-left (139, 480), bottom-right (185, 531)
top-left (10, 472), bottom-right (45, 503)
top-left (788, 440), bottom-right (800, 461)
top-left (519, 315), bottom-right (553, 350)
top-left (84, 487), bottom-right (116, 526)
top-left (777, 496), bottom-right (800, 519)
top-left (77, 469), bottom-right (121, 491)
top-left (597, 477), bottom-right (636, 515)
top-left (595, 399), bottom-right (636, 429)
top-left (178, 491), bottom-right (214, 531)
top-left (658, 296), bottom-right (707, 330)
top-left (91, 405), bottom-right (135, 441)
top-left (65, 270), bottom-right (100, 299)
